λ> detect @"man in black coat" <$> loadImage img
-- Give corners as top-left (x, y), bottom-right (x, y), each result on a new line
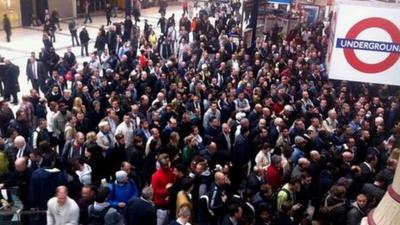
top-left (94, 32), bottom-right (106, 62)
top-left (3, 14), bottom-right (11, 42)
top-left (246, 166), bottom-right (264, 194)
top-left (63, 47), bottom-right (76, 70)
top-left (221, 203), bottom-right (244, 225)
top-left (346, 194), bottom-right (368, 225)
top-left (361, 172), bottom-right (386, 208)
top-left (123, 16), bottom-right (133, 41)
top-left (125, 186), bottom-right (156, 225)
top-left (2, 59), bottom-right (19, 104)
top-left (107, 26), bottom-right (117, 54)
top-left (79, 26), bottom-right (90, 57)
top-left (0, 57), bottom-right (5, 96)
top-left (68, 19), bottom-right (80, 46)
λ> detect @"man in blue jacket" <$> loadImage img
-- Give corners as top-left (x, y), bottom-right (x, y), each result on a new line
top-left (108, 170), bottom-right (139, 212)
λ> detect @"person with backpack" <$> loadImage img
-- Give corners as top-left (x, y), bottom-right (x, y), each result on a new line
top-left (318, 185), bottom-right (348, 225)
top-left (88, 186), bottom-right (124, 225)
top-left (276, 178), bottom-right (302, 214)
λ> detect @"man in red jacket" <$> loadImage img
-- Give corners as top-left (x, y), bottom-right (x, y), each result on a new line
top-left (151, 153), bottom-right (176, 225)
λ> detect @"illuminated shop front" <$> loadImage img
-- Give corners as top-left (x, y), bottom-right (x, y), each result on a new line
top-left (0, 0), bottom-right (22, 27)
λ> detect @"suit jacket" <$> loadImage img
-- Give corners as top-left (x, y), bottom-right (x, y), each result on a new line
top-left (216, 131), bottom-right (232, 152)
top-left (359, 162), bottom-right (375, 184)
top-left (125, 197), bottom-right (156, 225)
top-left (246, 173), bottom-right (264, 193)
top-left (221, 216), bottom-right (243, 225)
top-left (361, 183), bottom-right (385, 207)
top-left (26, 61), bottom-right (47, 83)
top-left (6, 145), bottom-right (31, 167)
top-left (186, 101), bottom-right (204, 114)
top-left (64, 52), bottom-right (76, 69)
top-left (169, 221), bottom-right (184, 225)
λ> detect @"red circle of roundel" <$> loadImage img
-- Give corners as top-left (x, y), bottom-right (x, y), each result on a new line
top-left (343, 17), bottom-right (400, 74)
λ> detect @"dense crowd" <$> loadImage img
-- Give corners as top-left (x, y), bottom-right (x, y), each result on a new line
top-left (0, 0), bottom-right (400, 225)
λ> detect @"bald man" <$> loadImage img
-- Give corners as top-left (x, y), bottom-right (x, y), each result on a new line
top-left (12, 157), bottom-right (30, 210)
top-left (208, 171), bottom-right (228, 219)
top-left (291, 157), bottom-right (310, 180)
top-left (47, 186), bottom-right (79, 225)
top-left (6, 136), bottom-right (31, 167)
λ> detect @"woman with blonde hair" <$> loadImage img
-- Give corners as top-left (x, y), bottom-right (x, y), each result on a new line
top-left (72, 97), bottom-right (86, 114)
top-left (165, 132), bottom-right (181, 163)
top-left (148, 30), bottom-right (158, 47)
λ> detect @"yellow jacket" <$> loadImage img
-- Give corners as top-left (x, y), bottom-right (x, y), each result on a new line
top-left (176, 190), bottom-right (193, 218)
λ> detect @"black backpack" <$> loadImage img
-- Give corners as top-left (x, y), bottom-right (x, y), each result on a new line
top-left (88, 205), bottom-right (111, 225)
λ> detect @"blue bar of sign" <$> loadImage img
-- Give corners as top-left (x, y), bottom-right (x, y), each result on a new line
top-left (336, 38), bottom-right (400, 53)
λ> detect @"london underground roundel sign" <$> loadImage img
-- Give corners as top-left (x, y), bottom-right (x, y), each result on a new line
top-left (335, 17), bottom-right (400, 73)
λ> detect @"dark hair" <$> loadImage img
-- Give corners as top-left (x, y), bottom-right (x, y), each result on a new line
top-left (288, 177), bottom-right (301, 185)
top-left (227, 203), bottom-right (241, 217)
top-left (175, 164), bottom-right (187, 174)
top-left (259, 143), bottom-right (270, 150)
top-left (115, 133), bottom-right (124, 140)
top-left (366, 153), bottom-right (377, 163)
top-left (281, 201), bottom-right (292, 213)
top-left (301, 172), bottom-right (311, 179)
top-left (95, 187), bottom-right (110, 203)
top-left (181, 177), bottom-right (194, 192)
top-left (375, 171), bottom-right (386, 184)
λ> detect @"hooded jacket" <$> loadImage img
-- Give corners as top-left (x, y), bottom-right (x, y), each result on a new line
top-left (346, 201), bottom-right (367, 225)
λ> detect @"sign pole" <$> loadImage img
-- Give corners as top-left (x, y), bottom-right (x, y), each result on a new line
top-left (250, 0), bottom-right (260, 48)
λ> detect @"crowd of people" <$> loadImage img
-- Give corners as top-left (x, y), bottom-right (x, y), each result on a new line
top-left (0, 0), bottom-right (400, 225)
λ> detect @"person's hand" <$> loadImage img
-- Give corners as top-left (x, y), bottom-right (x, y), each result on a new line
top-left (1, 199), bottom-right (10, 209)
top-left (221, 195), bottom-right (227, 203)
top-left (118, 202), bottom-right (126, 208)
top-left (292, 203), bottom-right (302, 211)
top-left (166, 183), bottom-right (173, 189)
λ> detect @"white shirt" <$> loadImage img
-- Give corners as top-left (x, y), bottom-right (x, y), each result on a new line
top-left (76, 163), bottom-right (92, 185)
top-left (47, 197), bottom-right (79, 225)
top-left (16, 144), bottom-right (27, 158)
top-left (31, 61), bottom-right (38, 80)
top-left (115, 121), bottom-right (134, 147)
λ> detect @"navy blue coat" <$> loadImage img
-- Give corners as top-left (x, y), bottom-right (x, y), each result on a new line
top-left (28, 168), bottom-right (67, 209)
top-left (232, 134), bottom-right (250, 167)
top-left (125, 197), bottom-right (156, 225)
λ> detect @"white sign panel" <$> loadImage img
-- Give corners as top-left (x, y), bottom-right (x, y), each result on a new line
top-left (327, 3), bottom-right (400, 86)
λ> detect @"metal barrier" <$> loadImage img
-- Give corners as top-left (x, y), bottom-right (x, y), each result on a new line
top-left (0, 210), bottom-right (47, 224)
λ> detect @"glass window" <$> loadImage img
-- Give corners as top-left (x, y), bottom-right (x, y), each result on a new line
top-left (0, 0), bottom-right (21, 27)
